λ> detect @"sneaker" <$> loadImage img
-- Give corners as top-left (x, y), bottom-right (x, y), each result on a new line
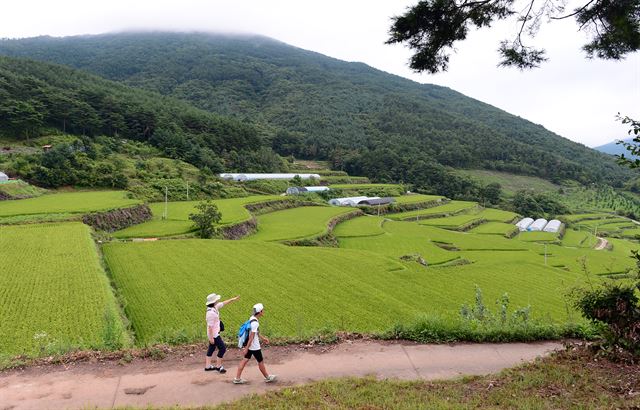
top-left (217, 366), bottom-right (227, 374)
top-left (233, 378), bottom-right (247, 385)
top-left (204, 366), bottom-right (217, 372)
top-left (265, 375), bottom-right (277, 383)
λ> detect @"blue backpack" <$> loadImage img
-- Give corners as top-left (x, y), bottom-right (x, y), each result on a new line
top-left (237, 318), bottom-right (257, 348)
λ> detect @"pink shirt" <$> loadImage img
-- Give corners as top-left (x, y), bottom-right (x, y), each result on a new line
top-left (205, 302), bottom-right (224, 338)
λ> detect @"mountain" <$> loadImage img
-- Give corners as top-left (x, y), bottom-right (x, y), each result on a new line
top-left (594, 138), bottom-right (636, 157)
top-left (0, 32), bottom-right (632, 190)
top-left (0, 55), bottom-right (285, 174)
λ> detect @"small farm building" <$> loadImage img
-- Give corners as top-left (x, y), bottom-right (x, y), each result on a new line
top-left (0, 171), bottom-right (8, 182)
top-left (515, 217), bottom-right (534, 231)
top-left (529, 218), bottom-right (548, 231)
top-left (219, 173), bottom-right (321, 182)
top-left (543, 219), bottom-right (562, 233)
top-left (329, 196), bottom-right (370, 207)
top-left (286, 186), bottom-right (330, 195)
top-left (357, 197), bottom-right (396, 206)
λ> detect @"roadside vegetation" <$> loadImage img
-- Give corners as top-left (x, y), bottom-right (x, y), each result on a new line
top-left (215, 347), bottom-right (639, 409)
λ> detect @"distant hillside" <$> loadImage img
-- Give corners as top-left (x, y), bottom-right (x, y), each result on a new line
top-left (594, 138), bottom-right (636, 157)
top-left (0, 32), bottom-right (632, 189)
top-left (0, 55), bottom-right (285, 173)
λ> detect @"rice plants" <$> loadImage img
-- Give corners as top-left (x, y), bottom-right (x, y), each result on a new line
top-left (561, 229), bottom-right (596, 248)
top-left (338, 220), bottom-right (458, 265)
top-left (333, 215), bottom-right (386, 238)
top-left (387, 201), bottom-right (477, 221)
top-left (516, 232), bottom-right (558, 242)
top-left (0, 223), bottom-right (127, 357)
top-left (418, 214), bottom-right (483, 229)
top-left (248, 206), bottom-right (355, 241)
top-left (0, 191), bottom-right (139, 218)
top-left (470, 222), bottom-right (519, 236)
top-left (393, 194), bottom-right (444, 204)
top-left (103, 239), bottom-right (592, 345)
top-left (113, 195), bottom-right (281, 238)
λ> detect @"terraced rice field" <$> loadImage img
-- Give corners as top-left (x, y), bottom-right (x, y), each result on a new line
top-left (0, 223), bottom-right (127, 357)
top-left (0, 191), bottom-right (139, 219)
top-left (470, 222), bottom-right (519, 236)
top-left (621, 228), bottom-right (640, 238)
top-left (386, 201), bottom-right (477, 221)
top-left (393, 194), bottom-right (444, 204)
top-left (338, 221), bottom-right (458, 265)
top-left (516, 231), bottom-right (559, 242)
top-left (561, 229), bottom-right (596, 248)
top-left (103, 239), bottom-right (592, 345)
top-left (333, 215), bottom-right (386, 238)
top-left (561, 213), bottom-right (618, 223)
top-left (248, 206), bottom-right (355, 242)
top-left (418, 214), bottom-right (482, 229)
top-left (113, 195), bottom-right (281, 238)
top-left (329, 183), bottom-right (402, 190)
top-left (475, 208), bottom-right (518, 223)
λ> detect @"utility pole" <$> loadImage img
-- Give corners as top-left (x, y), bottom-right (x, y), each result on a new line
top-left (163, 186), bottom-right (168, 220)
top-left (544, 243), bottom-right (547, 266)
top-left (186, 181), bottom-right (189, 201)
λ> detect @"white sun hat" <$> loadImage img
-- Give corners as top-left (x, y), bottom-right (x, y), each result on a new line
top-left (206, 293), bottom-right (221, 306)
top-left (253, 303), bottom-right (264, 313)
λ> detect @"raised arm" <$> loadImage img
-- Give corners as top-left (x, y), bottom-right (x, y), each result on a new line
top-left (221, 295), bottom-right (240, 306)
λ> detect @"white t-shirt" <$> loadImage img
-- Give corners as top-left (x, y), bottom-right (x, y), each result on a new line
top-left (205, 302), bottom-right (224, 338)
top-left (248, 315), bottom-right (260, 351)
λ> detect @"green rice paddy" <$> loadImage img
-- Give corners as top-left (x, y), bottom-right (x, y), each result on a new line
top-left (0, 223), bottom-right (127, 357)
top-left (470, 222), bottom-right (519, 236)
top-left (3, 183), bottom-right (639, 360)
top-left (386, 201), bottom-right (477, 221)
top-left (113, 195), bottom-right (281, 238)
top-left (248, 206), bottom-right (355, 242)
top-left (103, 238), bottom-right (595, 345)
top-left (0, 191), bottom-right (139, 219)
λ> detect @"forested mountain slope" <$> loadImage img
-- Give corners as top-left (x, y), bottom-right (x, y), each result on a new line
top-left (0, 56), bottom-right (284, 173)
top-left (0, 32), bottom-right (631, 189)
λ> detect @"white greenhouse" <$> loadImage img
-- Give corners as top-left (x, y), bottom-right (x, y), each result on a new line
top-left (219, 173), bottom-right (321, 182)
top-left (529, 218), bottom-right (548, 231)
top-left (286, 186), bottom-right (330, 195)
top-left (515, 217), bottom-right (534, 231)
top-left (0, 171), bottom-right (8, 182)
top-left (328, 196), bottom-right (371, 207)
top-left (543, 219), bottom-right (562, 233)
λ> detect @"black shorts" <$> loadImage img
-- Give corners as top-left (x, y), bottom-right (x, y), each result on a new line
top-left (244, 349), bottom-right (263, 363)
top-left (206, 336), bottom-right (227, 358)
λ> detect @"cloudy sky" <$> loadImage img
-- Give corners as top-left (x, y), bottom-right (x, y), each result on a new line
top-left (1, 0), bottom-right (638, 147)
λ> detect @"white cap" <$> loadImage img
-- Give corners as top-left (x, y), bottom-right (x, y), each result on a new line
top-left (253, 303), bottom-right (264, 313)
top-left (206, 293), bottom-right (221, 306)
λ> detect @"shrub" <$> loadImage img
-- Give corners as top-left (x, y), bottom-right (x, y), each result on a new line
top-left (573, 279), bottom-right (640, 357)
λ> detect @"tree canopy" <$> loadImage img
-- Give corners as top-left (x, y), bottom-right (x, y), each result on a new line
top-left (387, 0), bottom-right (640, 72)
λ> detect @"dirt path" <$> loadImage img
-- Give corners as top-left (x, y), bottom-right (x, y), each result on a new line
top-left (0, 340), bottom-right (562, 410)
top-left (594, 237), bottom-right (609, 250)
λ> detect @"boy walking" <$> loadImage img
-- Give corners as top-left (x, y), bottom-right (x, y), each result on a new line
top-left (233, 303), bottom-right (276, 384)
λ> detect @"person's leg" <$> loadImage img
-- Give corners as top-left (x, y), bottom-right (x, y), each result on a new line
top-left (257, 361), bottom-right (269, 378)
top-left (235, 358), bottom-right (249, 379)
top-left (214, 336), bottom-right (226, 368)
top-left (205, 343), bottom-right (216, 369)
top-left (255, 351), bottom-right (269, 377)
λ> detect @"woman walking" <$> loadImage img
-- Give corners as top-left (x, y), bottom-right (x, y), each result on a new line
top-left (233, 303), bottom-right (276, 384)
top-left (204, 293), bottom-right (239, 373)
